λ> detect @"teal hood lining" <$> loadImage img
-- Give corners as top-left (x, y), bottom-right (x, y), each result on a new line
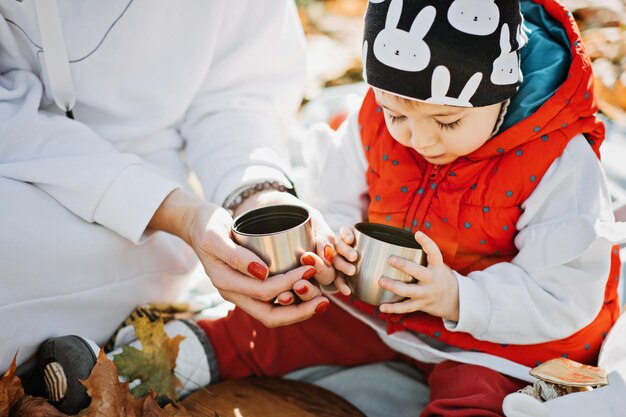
top-left (498, 1), bottom-right (571, 132)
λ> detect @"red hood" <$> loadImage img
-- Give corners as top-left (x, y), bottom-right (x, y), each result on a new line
top-left (467, 0), bottom-right (604, 161)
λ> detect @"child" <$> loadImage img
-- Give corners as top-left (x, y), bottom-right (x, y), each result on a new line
top-left (37, 0), bottom-right (626, 416)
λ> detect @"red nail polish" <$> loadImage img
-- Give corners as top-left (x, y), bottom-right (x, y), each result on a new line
top-left (302, 268), bottom-right (317, 280)
top-left (302, 254), bottom-right (316, 266)
top-left (295, 285), bottom-right (308, 295)
top-left (324, 245), bottom-right (335, 263)
top-left (280, 295), bottom-right (292, 304)
top-left (315, 300), bottom-right (330, 314)
top-left (247, 262), bottom-right (267, 281)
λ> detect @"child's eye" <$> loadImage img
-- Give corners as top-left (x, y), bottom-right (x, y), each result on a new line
top-left (437, 120), bottom-right (461, 130)
top-left (387, 114), bottom-right (406, 124)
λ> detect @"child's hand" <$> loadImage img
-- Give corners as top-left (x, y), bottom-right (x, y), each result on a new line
top-left (379, 231), bottom-right (460, 322)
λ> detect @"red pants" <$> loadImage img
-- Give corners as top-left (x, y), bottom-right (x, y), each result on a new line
top-left (197, 303), bottom-right (526, 417)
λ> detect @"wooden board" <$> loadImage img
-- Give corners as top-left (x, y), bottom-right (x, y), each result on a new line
top-left (181, 378), bottom-right (365, 417)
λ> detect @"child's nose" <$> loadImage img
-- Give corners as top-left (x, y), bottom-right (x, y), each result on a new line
top-left (410, 130), bottom-right (438, 149)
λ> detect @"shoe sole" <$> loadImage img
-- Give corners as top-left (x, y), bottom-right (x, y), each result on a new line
top-left (38, 335), bottom-right (97, 414)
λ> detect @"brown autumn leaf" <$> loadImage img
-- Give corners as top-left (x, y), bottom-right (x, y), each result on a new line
top-left (80, 349), bottom-right (135, 417)
top-left (0, 355), bottom-right (25, 417)
top-left (113, 316), bottom-right (184, 401)
top-left (10, 395), bottom-right (70, 417)
top-left (140, 395), bottom-right (191, 417)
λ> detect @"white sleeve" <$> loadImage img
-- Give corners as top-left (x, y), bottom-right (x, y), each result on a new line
top-left (180, 0), bottom-right (306, 204)
top-left (297, 112), bottom-right (369, 233)
top-left (0, 20), bottom-right (179, 244)
top-left (445, 134), bottom-right (626, 344)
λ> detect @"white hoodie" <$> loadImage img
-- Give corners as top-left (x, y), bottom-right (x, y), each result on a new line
top-left (0, 0), bottom-right (306, 243)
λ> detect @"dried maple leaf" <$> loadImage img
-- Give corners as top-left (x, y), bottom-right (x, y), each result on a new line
top-left (0, 355), bottom-right (24, 417)
top-left (113, 316), bottom-right (184, 401)
top-left (10, 395), bottom-right (69, 417)
top-left (139, 395), bottom-right (191, 417)
top-left (81, 349), bottom-right (135, 417)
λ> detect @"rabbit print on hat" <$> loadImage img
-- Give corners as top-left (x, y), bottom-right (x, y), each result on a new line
top-left (362, 0), bottom-right (526, 107)
top-left (372, 1), bottom-right (436, 72)
top-left (447, 0), bottom-right (500, 36)
top-left (491, 24), bottom-right (526, 85)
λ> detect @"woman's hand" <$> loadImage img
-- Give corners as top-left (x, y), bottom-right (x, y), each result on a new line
top-left (330, 226), bottom-right (360, 296)
top-left (149, 189), bottom-right (329, 327)
top-left (378, 231), bottom-right (459, 322)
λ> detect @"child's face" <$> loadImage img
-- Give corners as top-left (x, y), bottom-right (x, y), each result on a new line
top-left (374, 90), bottom-right (502, 165)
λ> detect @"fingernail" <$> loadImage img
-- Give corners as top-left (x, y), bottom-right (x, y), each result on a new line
top-left (279, 295), bottom-right (292, 304)
top-left (315, 300), bottom-right (330, 314)
top-left (295, 285), bottom-right (308, 295)
top-left (247, 262), bottom-right (268, 281)
top-left (302, 254), bottom-right (316, 266)
top-left (302, 267), bottom-right (317, 280)
top-left (324, 245), bottom-right (335, 263)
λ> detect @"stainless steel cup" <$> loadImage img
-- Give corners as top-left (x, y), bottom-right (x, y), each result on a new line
top-left (232, 205), bottom-right (314, 275)
top-left (349, 223), bottom-right (426, 306)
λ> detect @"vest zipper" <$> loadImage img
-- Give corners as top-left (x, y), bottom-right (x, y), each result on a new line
top-left (404, 163), bottom-right (446, 231)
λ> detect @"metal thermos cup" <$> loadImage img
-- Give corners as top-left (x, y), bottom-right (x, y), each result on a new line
top-left (232, 205), bottom-right (314, 275)
top-left (349, 222), bottom-right (426, 306)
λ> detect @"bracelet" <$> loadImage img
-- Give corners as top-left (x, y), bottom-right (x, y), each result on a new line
top-left (223, 180), bottom-right (289, 213)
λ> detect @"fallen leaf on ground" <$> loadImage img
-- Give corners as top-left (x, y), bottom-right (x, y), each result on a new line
top-left (113, 316), bottom-right (184, 401)
top-left (0, 355), bottom-right (24, 417)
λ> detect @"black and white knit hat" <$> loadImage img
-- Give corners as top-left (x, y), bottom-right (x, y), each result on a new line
top-left (362, 0), bottom-right (527, 107)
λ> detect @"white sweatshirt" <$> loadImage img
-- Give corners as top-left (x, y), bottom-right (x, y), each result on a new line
top-left (0, 0), bottom-right (305, 243)
top-left (298, 113), bottom-right (626, 379)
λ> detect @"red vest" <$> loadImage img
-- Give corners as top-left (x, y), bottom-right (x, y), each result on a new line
top-left (341, 0), bottom-right (620, 368)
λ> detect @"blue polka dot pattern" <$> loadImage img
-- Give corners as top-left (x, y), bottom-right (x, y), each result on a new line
top-left (470, 183), bottom-right (477, 190)
top-left (464, 222), bottom-right (471, 229)
top-left (602, 332), bottom-right (607, 338)
top-left (392, 160), bottom-right (399, 166)
top-left (501, 344), bottom-right (508, 348)
top-left (375, 195), bottom-right (381, 202)
top-left (503, 225), bottom-right (509, 231)
top-left (401, 186), bottom-right (408, 193)
top-left (418, 188), bottom-right (424, 194)
top-left (386, 215), bottom-right (392, 222)
top-left (430, 183), bottom-right (436, 189)
top-left (585, 343), bottom-right (590, 350)
top-left (383, 154), bottom-right (389, 161)
top-left (561, 123), bottom-right (567, 128)
top-left (404, 227), bottom-right (411, 232)
top-left (585, 92), bottom-right (589, 100)
top-left (497, 148), bottom-right (504, 153)
top-left (434, 331), bottom-right (441, 337)
top-left (588, 139), bottom-right (595, 145)
top-left (541, 135), bottom-right (549, 142)
top-left (516, 149), bottom-right (523, 156)
top-left (535, 361), bottom-right (542, 366)
top-left (376, 106), bottom-right (382, 112)
top-left (530, 175), bottom-right (536, 182)
top-left (493, 250), bottom-right (500, 256)
top-left (506, 190), bottom-right (513, 197)
top-left (365, 145), bottom-right (370, 151)
top-left (425, 221), bottom-right (431, 229)
top-left (413, 219), bottom-right (418, 227)
top-left (449, 171), bottom-right (456, 176)
top-left (483, 207), bottom-right (489, 213)
top-left (480, 239), bottom-right (486, 245)
top-left (443, 217), bottom-right (448, 222)
top-left (562, 353), bottom-right (568, 358)
top-left (533, 126), bottom-right (541, 132)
